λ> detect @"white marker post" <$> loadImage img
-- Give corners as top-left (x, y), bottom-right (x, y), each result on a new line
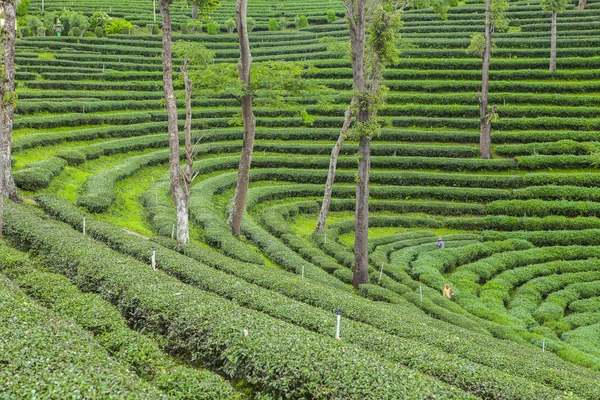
top-left (171, 224), bottom-right (175, 239)
top-left (379, 263), bottom-right (384, 282)
top-left (82, 214), bottom-right (86, 235)
top-left (335, 308), bottom-right (343, 340)
top-left (301, 264), bottom-right (305, 280)
top-left (419, 284), bottom-right (423, 303)
top-left (542, 338), bottom-right (545, 352)
top-left (151, 246), bottom-right (156, 270)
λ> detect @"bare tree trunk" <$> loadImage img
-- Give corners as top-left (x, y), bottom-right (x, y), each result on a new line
top-left (316, 105), bottom-right (353, 231)
top-left (0, 0), bottom-right (18, 203)
top-left (344, 0), bottom-right (370, 290)
top-left (578, 0), bottom-right (586, 10)
top-left (549, 10), bottom-right (557, 73)
top-left (479, 0), bottom-right (492, 160)
top-left (353, 119), bottom-right (370, 290)
top-left (192, 4), bottom-right (199, 19)
top-left (228, 0), bottom-right (256, 237)
top-left (160, 0), bottom-right (189, 244)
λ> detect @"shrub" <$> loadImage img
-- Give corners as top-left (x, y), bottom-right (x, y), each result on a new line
top-left (246, 17), bottom-right (256, 32)
top-left (224, 18), bottom-right (236, 34)
top-left (69, 26), bottom-right (82, 37)
top-left (94, 26), bottom-right (105, 37)
top-left (294, 15), bottom-right (308, 28)
top-left (105, 19), bottom-right (133, 35)
top-left (267, 18), bottom-right (279, 31)
top-left (207, 21), bottom-right (219, 35)
top-left (327, 10), bottom-right (337, 23)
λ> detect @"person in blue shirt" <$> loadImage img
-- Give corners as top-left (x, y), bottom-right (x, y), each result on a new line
top-left (436, 237), bottom-right (445, 249)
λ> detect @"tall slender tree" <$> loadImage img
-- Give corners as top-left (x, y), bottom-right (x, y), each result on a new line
top-left (227, 0), bottom-right (256, 237)
top-left (467, 0), bottom-right (508, 159)
top-left (0, 0), bottom-right (20, 239)
top-left (541, 0), bottom-right (568, 73)
top-left (578, 0), bottom-right (586, 10)
top-left (159, 0), bottom-right (189, 244)
top-left (0, 0), bottom-right (18, 202)
top-left (342, 1), bottom-right (402, 290)
top-left (159, 0), bottom-right (216, 244)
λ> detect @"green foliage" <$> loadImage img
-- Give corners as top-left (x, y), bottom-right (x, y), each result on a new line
top-left (224, 18), bottom-right (236, 34)
top-left (94, 26), bottom-right (105, 37)
top-left (492, 0), bottom-right (510, 32)
top-left (206, 20), bottom-right (219, 34)
top-left (367, 4), bottom-right (403, 67)
top-left (295, 15), bottom-right (309, 28)
top-left (16, 0), bottom-right (30, 17)
top-left (105, 18), bottom-right (132, 35)
top-left (326, 10), bottom-right (337, 23)
top-left (187, 0), bottom-right (220, 16)
top-left (267, 18), bottom-right (279, 31)
top-left (60, 9), bottom-right (90, 34)
top-left (173, 40), bottom-right (214, 67)
top-left (246, 17), bottom-right (256, 32)
top-left (89, 11), bottom-right (111, 29)
top-left (541, 0), bottom-right (569, 12)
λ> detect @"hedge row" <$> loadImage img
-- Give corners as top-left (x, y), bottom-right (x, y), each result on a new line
top-left (13, 157), bottom-right (67, 191)
top-left (5, 200), bottom-right (470, 400)
top-left (446, 215), bottom-right (600, 231)
top-left (496, 140), bottom-right (596, 156)
top-left (32, 196), bottom-right (600, 399)
top-left (487, 199), bottom-right (600, 218)
top-left (0, 243), bottom-right (240, 399)
top-left (0, 267), bottom-right (163, 398)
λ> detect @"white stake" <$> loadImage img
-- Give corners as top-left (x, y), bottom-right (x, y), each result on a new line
top-left (419, 284), bottom-right (423, 302)
top-left (542, 338), bottom-right (545, 352)
top-left (151, 246), bottom-right (156, 270)
top-left (153, 0), bottom-right (156, 22)
top-left (379, 262), bottom-right (384, 281)
top-left (335, 308), bottom-right (343, 340)
top-left (301, 264), bottom-right (305, 280)
top-left (82, 214), bottom-right (86, 235)
top-left (171, 224), bottom-right (175, 239)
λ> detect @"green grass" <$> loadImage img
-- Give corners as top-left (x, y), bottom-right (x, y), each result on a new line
top-left (99, 164), bottom-right (170, 237)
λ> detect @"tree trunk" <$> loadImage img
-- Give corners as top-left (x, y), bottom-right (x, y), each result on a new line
top-left (344, 0), bottom-right (369, 290)
top-left (549, 10), bottom-right (557, 73)
top-left (192, 4), bottom-right (199, 19)
top-left (160, 0), bottom-right (189, 244)
top-left (316, 105), bottom-right (353, 231)
top-left (479, 0), bottom-right (492, 160)
top-left (353, 126), bottom-right (370, 291)
top-left (228, 0), bottom-right (256, 237)
top-left (0, 0), bottom-right (18, 203)
top-left (578, 0), bottom-right (586, 10)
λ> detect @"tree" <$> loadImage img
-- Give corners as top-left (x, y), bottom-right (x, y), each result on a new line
top-left (158, 0), bottom-right (216, 244)
top-left (188, 0), bottom-right (219, 20)
top-left (316, 1), bottom-right (404, 233)
top-left (227, 0), bottom-right (255, 237)
top-left (0, 1), bottom-right (19, 217)
top-left (578, 0), bottom-right (586, 10)
top-left (337, 1), bottom-right (403, 290)
top-left (541, 0), bottom-right (568, 73)
top-left (467, 0), bottom-right (508, 159)
top-left (159, 0), bottom-right (189, 244)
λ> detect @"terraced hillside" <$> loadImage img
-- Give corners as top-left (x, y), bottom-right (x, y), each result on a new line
top-left (3, 0), bottom-right (600, 398)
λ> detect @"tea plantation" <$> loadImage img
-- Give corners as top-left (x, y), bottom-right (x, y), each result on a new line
top-left (2, 0), bottom-right (600, 398)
